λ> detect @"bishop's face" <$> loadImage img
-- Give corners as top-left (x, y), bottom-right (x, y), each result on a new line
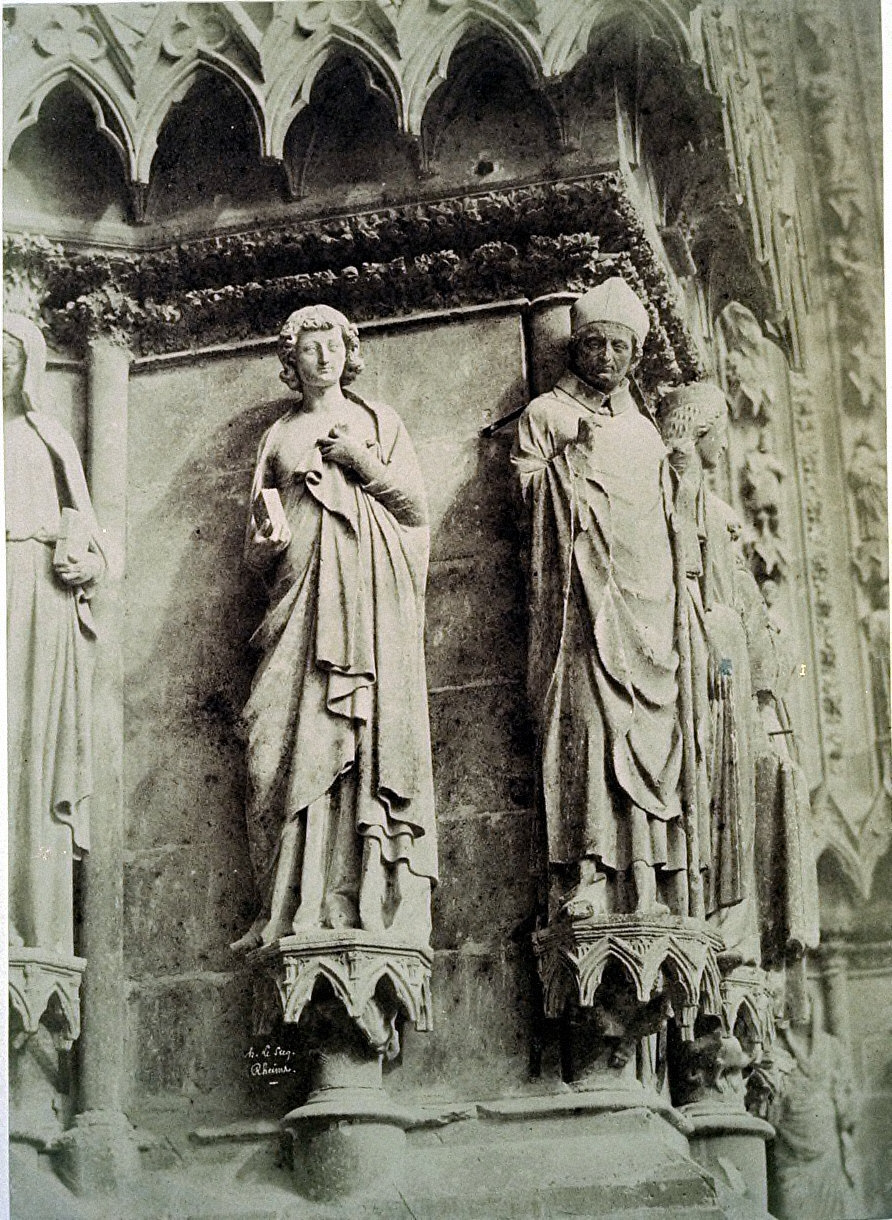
top-left (571, 322), bottom-right (637, 395)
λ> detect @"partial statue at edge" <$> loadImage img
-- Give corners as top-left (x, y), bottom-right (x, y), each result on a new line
top-left (233, 305), bottom-right (437, 952)
top-left (4, 313), bottom-right (106, 959)
top-left (658, 381), bottom-right (818, 981)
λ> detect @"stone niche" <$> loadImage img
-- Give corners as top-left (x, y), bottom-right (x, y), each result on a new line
top-left (122, 307), bottom-right (533, 1130)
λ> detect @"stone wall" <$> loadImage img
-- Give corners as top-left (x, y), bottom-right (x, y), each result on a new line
top-left (121, 308), bottom-right (536, 1128)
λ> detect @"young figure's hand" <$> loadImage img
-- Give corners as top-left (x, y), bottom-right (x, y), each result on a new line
top-left (668, 438), bottom-right (698, 475)
top-left (318, 426), bottom-right (379, 482)
top-left (251, 516), bottom-right (291, 554)
top-left (54, 552), bottom-right (104, 587)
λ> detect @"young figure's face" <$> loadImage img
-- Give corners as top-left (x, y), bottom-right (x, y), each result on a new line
top-left (3, 334), bottom-right (25, 408)
top-left (290, 327), bottom-right (347, 391)
top-left (571, 322), bottom-right (637, 394)
top-left (696, 412), bottom-right (729, 470)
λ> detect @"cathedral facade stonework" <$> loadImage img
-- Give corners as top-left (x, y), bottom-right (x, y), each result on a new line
top-left (3, 3), bottom-right (888, 1217)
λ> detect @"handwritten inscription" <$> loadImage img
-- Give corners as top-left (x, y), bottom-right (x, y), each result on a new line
top-left (246, 1043), bottom-right (295, 1079)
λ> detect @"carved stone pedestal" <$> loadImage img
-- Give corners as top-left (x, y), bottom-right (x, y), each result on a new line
top-left (9, 950), bottom-right (85, 1147)
top-left (250, 930), bottom-right (432, 1201)
top-left (686, 1108), bottom-right (774, 1212)
top-left (534, 915), bottom-right (723, 1103)
top-left (671, 966), bottom-right (778, 1211)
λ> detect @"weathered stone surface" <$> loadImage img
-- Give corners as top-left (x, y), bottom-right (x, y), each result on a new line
top-left (425, 549), bottom-right (525, 692)
top-left (431, 810), bottom-right (536, 952)
top-left (396, 947), bottom-right (537, 1101)
top-left (128, 973), bottom-right (269, 1116)
top-left (429, 682), bottom-right (534, 817)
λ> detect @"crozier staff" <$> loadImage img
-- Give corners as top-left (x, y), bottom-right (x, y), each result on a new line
top-left (4, 313), bottom-right (106, 956)
top-left (512, 278), bottom-right (685, 919)
top-left (232, 305), bottom-right (437, 951)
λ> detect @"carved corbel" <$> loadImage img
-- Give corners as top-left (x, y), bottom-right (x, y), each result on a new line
top-left (248, 930), bottom-right (432, 1199)
top-left (8, 949), bottom-right (86, 1054)
top-left (533, 915), bottom-right (723, 1098)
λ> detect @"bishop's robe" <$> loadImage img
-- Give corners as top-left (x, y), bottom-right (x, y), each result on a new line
top-left (512, 375), bottom-right (684, 878)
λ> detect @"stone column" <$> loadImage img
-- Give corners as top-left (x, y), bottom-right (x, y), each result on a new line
top-left (53, 337), bottom-right (141, 1194)
top-left (820, 945), bottom-right (853, 1047)
top-left (527, 294), bottom-right (573, 396)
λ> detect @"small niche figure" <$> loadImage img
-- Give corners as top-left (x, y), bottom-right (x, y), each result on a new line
top-left (4, 313), bottom-right (105, 956)
top-left (232, 305), bottom-right (437, 951)
top-left (769, 993), bottom-right (863, 1220)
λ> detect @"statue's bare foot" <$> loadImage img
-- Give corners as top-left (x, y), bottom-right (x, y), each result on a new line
top-left (229, 928), bottom-right (263, 954)
top-left (289, 906), bottom-right (321, 932)
top-left (633, 899), bottom-right (671, 917)
top-left (261, 918), bottom-right (297, 944)
top-left (230, 917), bottom-right (266, 954)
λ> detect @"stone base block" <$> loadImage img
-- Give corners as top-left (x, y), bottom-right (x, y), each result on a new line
top-left (684, 1105), bottom-right (774, 1212)
top-left (52, 1109), bottom-right (142, 1196)
top-left (70, 1091), bottom-right (772, 1218)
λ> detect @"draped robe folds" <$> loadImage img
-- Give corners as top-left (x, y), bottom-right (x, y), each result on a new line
top-left (242, 391), bottom-right (437, 921)
top-left (6, 410), bottom-right (104, 955)
top-left (512, 376), bottom-right (684, 878)
top-left (675, 477), bottom-right (756, 951)
top-left (691, 488), bottom-right (818, 969)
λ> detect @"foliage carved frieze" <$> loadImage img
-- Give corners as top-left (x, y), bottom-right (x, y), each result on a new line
top-left (3, 174), bottom-right (703, 386)
top-left (4, 1), bottom-right (807, 360)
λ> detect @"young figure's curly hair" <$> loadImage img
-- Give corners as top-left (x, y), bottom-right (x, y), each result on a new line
top-left (658, 382), bottom-right (728, 442)
top-left (277, 304), bottom-right (364, 395)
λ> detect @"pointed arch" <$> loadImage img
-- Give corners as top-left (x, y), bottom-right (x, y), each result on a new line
top-left (404, 3), bottom-right (546, 136)
top-left (134, 52), bottom-right (267, 185)
top-left (817, 840), bottom-right (869, 904)
top-left (4, 63), bottom-right (137, 182)
top-left (543, 0), bottom-right (695, 79)
top-left (265, 30), bottom-right (404, 164)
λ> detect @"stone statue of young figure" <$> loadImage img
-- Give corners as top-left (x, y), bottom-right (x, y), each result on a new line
top-left (658, 382), bottom-right (819, 970)
top-left (660, 383), bottom-right (759, 961)
top-left (512, 278), bottom-right (685, 920)
top-left (4, 314), bottom-right (105, 957)
top-left (232, 305), bottom-right (437, 952)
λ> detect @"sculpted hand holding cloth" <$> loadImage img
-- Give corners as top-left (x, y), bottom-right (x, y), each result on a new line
top-left (513, 279), bottom-right (684, 914)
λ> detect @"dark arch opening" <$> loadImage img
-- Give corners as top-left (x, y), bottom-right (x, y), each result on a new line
top-left (6, 82), bottom-right (129, 226)
top-left (282, 54), bottom-right (415, 205)
top-left (421, 34), bottom-right (553, 180)
top-left (147, 71), bottom-right (280, 226)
